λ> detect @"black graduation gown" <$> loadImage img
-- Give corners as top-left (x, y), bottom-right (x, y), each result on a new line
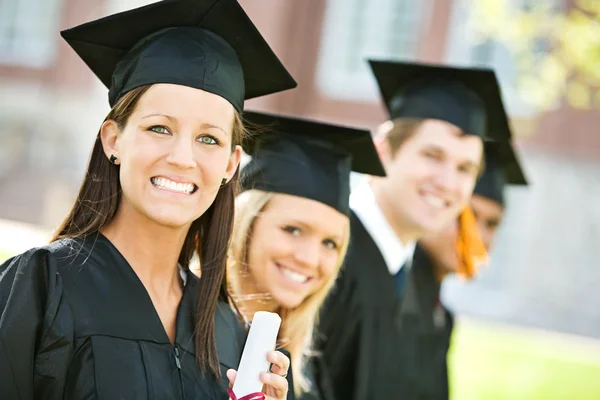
top-left (0, 233), bottom-right (246, 400)
top-left (317, 212), bottom-right (406, 400)
top-left (395, 245), bottom-right (454, 400)
top-left (297, 356), bottom-right (337, 400)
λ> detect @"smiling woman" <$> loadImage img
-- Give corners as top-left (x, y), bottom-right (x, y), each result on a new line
top-left (95, 83), bottom-right (241, 230)
top-left (227, 112), bottom-right (385, 400)
top-left (235, 192), bottom-right (348, 310)
top-left (0, 1), bottom-right (296, 399)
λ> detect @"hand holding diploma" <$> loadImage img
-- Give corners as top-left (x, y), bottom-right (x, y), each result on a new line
top-left (227, 351), bottom-right (289, 400)
top-left (227, 312), bottom-right (289, 400)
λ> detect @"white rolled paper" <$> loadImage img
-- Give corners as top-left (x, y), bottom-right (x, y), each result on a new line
top-left (231, 311), bottom-right (282, 397)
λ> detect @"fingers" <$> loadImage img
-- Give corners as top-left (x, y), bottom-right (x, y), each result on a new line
top-left (226, 369), bottom-right (237, 388)
top-left (264, 351), bottom-right (289, 400)
top-left (229, 352), bottom-right (290, 400)
top-left (260, 370), bottom-right (288, 398)
top-left (266, 350), bottom-right (289, 376)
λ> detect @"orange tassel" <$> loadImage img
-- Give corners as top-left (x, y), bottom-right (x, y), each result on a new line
top-left (455, 206), bottom-right (489, 279)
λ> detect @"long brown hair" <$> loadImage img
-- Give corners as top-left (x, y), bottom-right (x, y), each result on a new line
top-left (53, 85), bottom-right (245, 378)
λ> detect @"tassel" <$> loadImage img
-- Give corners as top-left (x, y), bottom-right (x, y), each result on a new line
top-left (455, 206), bottom-right (489, 279)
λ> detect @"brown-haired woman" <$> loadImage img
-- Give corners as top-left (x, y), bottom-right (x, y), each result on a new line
top-left (0, 1), bottom-right (297, 399)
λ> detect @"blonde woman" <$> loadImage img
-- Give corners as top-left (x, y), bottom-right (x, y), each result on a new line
top-left (226, 112), bottom-right (385, 400)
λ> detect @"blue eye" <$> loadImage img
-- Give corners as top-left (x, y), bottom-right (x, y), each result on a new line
top-left (149, 125), bottom-right (169, 135)
top-left (198, 135), bottom-right (219, 145)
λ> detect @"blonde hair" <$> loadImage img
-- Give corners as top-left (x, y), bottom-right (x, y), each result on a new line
top-left (227, 189), bottom-right (350, 396)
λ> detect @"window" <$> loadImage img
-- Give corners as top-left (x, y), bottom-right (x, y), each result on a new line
top-left (445, 0), bottom-right (562, 117)
top-left (0, 0), bottom-right (63, 68)
top-left (315, 0), bottom-right (429, 102)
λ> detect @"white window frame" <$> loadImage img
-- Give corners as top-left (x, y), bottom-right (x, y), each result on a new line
top-left (0, 0), bottom-right (63, 68)
top-left (315, 0), bottom-right (430, 102)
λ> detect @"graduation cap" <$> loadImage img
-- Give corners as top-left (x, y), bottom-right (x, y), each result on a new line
top-left (240, 112), bottom-right (386, 216)
top-left (369, 60), bottom-right (512, 142)
top-left (474, 141), bottom-right (528, 206)
top-left (60, 0), bottom-right (297, 111)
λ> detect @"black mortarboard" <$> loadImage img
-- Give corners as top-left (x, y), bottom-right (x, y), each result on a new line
top-left (240, 112), bottom-right (386, 216)
top-left (369, 60), bottom-right (512, 141)
top-left (475, 141), bottom-right (528, 205)
top-left (60, 0), bottom-right (297, 111)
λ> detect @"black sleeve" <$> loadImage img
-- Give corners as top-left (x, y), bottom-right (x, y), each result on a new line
top-left (0, 249), bottom-right (63, 400)
top-left (315, 268), bottom-right (362, 400)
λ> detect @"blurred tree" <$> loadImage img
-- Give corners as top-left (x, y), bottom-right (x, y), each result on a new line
top-left (470, 0), bottom-right (600, 110)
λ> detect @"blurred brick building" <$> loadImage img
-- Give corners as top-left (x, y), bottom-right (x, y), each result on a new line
top-left (0, 0), bottom-right (598, 336)
top-left (236, 0), bottom-right (600, 337)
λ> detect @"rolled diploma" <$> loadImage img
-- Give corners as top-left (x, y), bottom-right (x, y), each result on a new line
top-left (231, 311), bottom-right (282, 397)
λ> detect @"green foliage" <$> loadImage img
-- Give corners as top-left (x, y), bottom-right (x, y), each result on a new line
top-left (471, 0), bottom-right (600, 110)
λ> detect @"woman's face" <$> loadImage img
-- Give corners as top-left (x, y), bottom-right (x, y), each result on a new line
top-left (470, 193), bottom-right (504, 250)
top-left (101, 84), bottom-right (242, 229)
top-left (246, 194), bottom-right (348, 309)
top-left (419, 193), bottom-right (505, 275)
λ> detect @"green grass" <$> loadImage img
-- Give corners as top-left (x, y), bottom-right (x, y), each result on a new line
top-left (0, 250), bottom-right (13, 264)
top-left (449, 318), bottom-right (600, 399)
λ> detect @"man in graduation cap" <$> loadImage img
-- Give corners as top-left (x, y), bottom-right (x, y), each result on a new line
top-left (396, 141), bottom-right (527, 399)
top-left (316, 60), bottom-right (521, 400)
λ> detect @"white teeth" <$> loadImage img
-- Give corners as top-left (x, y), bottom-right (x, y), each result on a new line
top-left (280, 267), bottom-right (309, 283)
top-left (423, 194), bottom-right (446, 209)
top-left (152, 177), bottom-right (194, 194)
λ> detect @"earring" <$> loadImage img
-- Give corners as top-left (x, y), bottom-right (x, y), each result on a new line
top-left (221, 178), bottom-right (227, 186)
top-left (109, 155), bottom-right (118, 164)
